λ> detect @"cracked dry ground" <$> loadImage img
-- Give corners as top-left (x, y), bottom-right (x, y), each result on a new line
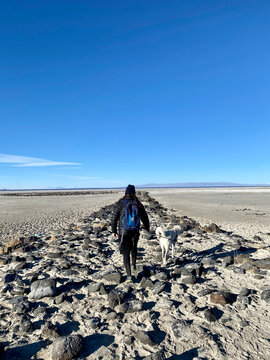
top-left (0, 192), bottom-right (270, 359)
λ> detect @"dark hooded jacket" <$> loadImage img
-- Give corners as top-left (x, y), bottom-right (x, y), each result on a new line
top-left (111, 196), bottom-right (150, 235)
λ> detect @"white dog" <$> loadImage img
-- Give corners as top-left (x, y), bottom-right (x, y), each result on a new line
top-left (155, 225), bottom-right (182, 266)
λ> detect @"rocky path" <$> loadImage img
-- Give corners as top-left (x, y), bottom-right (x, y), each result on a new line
top-left (0, 192), bottom-right (270, 359)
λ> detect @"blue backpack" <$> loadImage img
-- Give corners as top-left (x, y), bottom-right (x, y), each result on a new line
top-left (121, 199), bottom-right (140, 231)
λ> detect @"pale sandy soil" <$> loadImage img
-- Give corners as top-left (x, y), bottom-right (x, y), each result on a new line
top-left (0, 190), bottom-right (122, 242)
top-left (1, 189), bottom-right (270, 359)
top-left (1, 187), bottom-right (270, 243)
top-left (148, 188), bottom-right (270, 241)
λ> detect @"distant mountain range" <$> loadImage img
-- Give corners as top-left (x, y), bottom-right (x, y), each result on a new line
top-left (1, 182), bottom-right (270, 191)
top-left (138, 182), bottom-right (270, 188)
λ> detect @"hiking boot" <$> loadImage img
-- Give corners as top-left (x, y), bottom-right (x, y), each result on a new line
top-left (125, 276), bottom-right (133, 283)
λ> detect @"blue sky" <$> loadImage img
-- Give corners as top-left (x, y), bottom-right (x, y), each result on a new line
top-left (1, 0), bottom-right (269, 189)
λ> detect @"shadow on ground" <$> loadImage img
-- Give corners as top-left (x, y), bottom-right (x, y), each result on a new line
top-left (167, 347), bottom-right (200, 359)
top-left (79, 333), bottom-right (115, 358)
top-left (2, 340), bottom-right (46, 360)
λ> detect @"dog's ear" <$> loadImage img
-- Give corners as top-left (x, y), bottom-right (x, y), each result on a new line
top-left (156, 226), bottom-right (165, 237)
top-left (173, 225), bottom-right (182, 233)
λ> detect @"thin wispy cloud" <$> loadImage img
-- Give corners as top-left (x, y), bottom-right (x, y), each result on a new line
top-left (53, 175), bottom-right (99, 180)
top-left (0, 154), bottom-right (81, 167)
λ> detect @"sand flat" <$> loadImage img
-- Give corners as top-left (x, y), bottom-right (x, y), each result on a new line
top-left (0, 189), bottom-right (270, 359)
top-left (0, 190), bottom-right (121, 242)
top-left (1, 187), bottom-right (270, 242)
top-left (148, 187), bottom-right (270, 240)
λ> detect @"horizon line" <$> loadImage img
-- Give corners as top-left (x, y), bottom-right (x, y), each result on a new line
top-left (1, 184), bottom-right (270, 192)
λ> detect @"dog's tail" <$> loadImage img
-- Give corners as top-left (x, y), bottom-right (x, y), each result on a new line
top-left (155, 226), bottom-right (166, 238)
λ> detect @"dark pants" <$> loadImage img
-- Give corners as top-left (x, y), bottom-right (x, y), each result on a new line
top-left (120, 230), bottom-right (140, 277)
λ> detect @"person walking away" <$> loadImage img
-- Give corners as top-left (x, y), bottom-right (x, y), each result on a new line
top-left (111, 185), bottom-right (150, 282)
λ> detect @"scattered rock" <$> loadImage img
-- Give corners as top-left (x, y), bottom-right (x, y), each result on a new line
top-left (222, 256), bottom-right (234, 268)
top-left (180, 267), bottom-right (192, 276)
top-left (48, 252), bottom-right (62, 259)
top-left (234, 267), bottom-right (246, 274)
top-left (15, 262), bottom-right (27, 271)
top-left (136, 330), bottom-right (156, 346)
top-left (90, 345), bottom-right (114, 359)
top-left (104, 271), bottom-right (122, 284)
top-left (261, 289), bottom-right (270, 303)
top-left (201, 257), bottom-right (215, 266)
top-left (61, 261), bottom-right (71, 269)
top-left (171, 320), bottom-right (191, 340)
top-left (155, 298), bottom-right (174, 310)
top-left (87, 317), bottom-right (101, 329)
top-left (154, 272), bottom-right (168, 281)
top-left (204, 308), bottom-right (218, 322)
top-left (197, 288), bottom-right (214, 297)
top-left (108, 288), bottom-right (126, 308)
top-left (185, 263), bottom-right (204, 277)
top-left (99, 283), bottom-right (108, 295)
top-left (152, 281), bottom-right (166, 294)
top-left (241, 261), bottom-right (257, 272)
top-left (240, 320), bottom-right (249, 327)
top-left (144, 350), bottom-right (166, 360)
top-left (42, 321), bottom-right (60, 339)
top-left (51, 335), bottom-right (83, 360)
top-left (240, 288), bottom-right (251, 296)
top-left (256, 258), bottom-right (270, 269)
top-left (172, 267), bottom-right (182, 276)
top-left (19, 317), bottom-right (33, 333)
top-left (200, 223), bottom-right (225, 233)
top-left (9, 296), bottom-right (30, 312)
top-left (238, 295), bottom-right (251, 305)
top-left (107, 311), bottom-right (118, 321)
top-left (140, 277), bottom-right (154, 289)
top-left (117, 299), bottom-right (143, 313)
top-left (210, 291), bottom-right (235, 305)
top-left (87, 282), bottom-right (103, 293)
top-left (181, 275), bottom-right (196, 285)
top-left (234, 254), bottom-right (251, 265)
top-left (29, 278), bottom-right (57, 300)
top-left (55, 293), bottom-right (67, 305)
top-left (254, 274), bottom-right (264, 280)
top-left (124, 335), bottom-right (135, 345)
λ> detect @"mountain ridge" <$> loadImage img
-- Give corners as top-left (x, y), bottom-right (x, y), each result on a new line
top-left (138, 182), bottom-right (270, 188)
